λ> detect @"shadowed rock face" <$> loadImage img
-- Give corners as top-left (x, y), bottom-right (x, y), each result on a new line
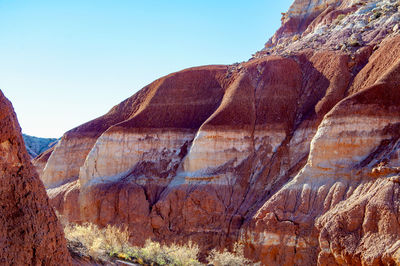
top-left (0, 91), bottom-right (71, 265)
top-left (40, 0), bottom-right (400, 265)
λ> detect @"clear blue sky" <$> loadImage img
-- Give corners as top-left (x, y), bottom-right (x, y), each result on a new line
top-left (0, 0), bottom-right (292, 138)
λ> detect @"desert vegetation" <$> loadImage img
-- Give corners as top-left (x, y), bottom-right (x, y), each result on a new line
top-left (63, 221), bottom-right (252, 265)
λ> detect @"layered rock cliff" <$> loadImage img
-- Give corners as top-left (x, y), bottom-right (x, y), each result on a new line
top-left (39, 0), bottom-right (400, 264)
top-left (0, 90), bottom-right (71, 265)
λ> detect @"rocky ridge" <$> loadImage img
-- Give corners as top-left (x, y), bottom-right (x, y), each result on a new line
top-left (0, 90), bottom-right (71, 265)
top-left (38, 0), bottom-right (400, 265)
top-left (258, 0), bottom-right (400, 57)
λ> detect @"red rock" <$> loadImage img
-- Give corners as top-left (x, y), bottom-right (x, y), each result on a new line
top-left (0, 90), bottom-right (71, 265)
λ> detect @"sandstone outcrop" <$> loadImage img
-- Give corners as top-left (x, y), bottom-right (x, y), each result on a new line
top-left (38, 0), bottom-right (400, 265)
top-left (0, 90), bottom-right (71, 265)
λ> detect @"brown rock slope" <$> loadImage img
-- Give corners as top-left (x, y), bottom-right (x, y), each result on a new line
top-left (0, 90), bottom-right (71, 265)
top-left (39, 0), bottom-right (400, 265)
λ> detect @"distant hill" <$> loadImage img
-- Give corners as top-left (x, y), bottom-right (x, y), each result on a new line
top-left (22, 134), bottom-right (58, 158)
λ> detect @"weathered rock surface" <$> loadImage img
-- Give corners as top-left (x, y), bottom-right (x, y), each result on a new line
top-left (39, 0), bottom-right (400, 265)
top-left (0, 90), bottom-right (71, 265)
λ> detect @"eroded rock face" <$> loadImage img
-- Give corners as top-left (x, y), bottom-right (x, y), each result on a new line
top-left (38, 0), bottom-right (400, 265)
top-left (0, 91), bottom-right (71, 265)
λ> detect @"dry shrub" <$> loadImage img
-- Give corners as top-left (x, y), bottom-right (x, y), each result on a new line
top-left (167, 242), bottom-right (200, 265)
top-left (63, 222), bottom-right (253, 265)
top-left (64, 223), bottom-right (130, 257)
top-left (128, 240), bottom-right (201, 265)
top-left (64, 223), bottom-right (201, 265)
top-left (207, 243), bottom-right (253, 266)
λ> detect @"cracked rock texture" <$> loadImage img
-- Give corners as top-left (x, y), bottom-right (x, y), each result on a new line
top-left (39, 0), bottom-right (400, 265)
top-left (0, 90), bottom-right (71, 265)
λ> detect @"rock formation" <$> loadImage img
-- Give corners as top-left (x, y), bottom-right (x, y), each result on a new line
top-left (39, 0), bottom-right (400, 264)
top-left (0, 90), bottom-right (71, 265)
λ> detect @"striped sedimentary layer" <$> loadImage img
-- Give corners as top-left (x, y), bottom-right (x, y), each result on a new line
top-left (241, 36), bottom-right (400, 265)
top-left (182, 128), bottom-right (287, 183)
top-left (241, 115), bottom-right (400, 264)
top-left (79, 130), bottom-right (195, 186)
top-left (42, 136), bottom-right (98, 188)
top-left (41, 66), bottom-right (226, 188)
top-left (38, 47), bottom-right (359, 262)
top-left (36, 7), bottom-right (400, 262)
